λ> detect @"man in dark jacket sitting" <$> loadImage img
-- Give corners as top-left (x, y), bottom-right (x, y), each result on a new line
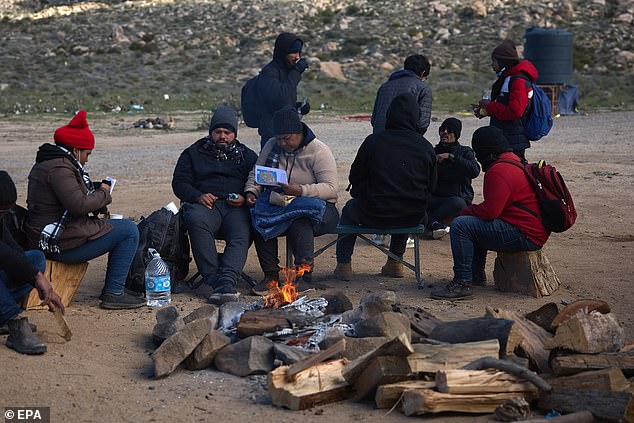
top-left (172, 106), bottom-right (258, 304)
top-left (0, 171), bottom-right (64, 355)
top-left (255, 32), bottom-right (309, 149)
top-left (334, 94), bottom-right (437, 281)
top-left (426, 118), bottom-right (480, 239)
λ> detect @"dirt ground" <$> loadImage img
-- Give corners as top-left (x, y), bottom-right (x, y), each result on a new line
top-left (1, 111), bottom-right (633, 422)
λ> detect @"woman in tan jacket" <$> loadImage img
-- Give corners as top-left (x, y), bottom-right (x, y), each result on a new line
top-left (25, 111), bottom-right (144, 309)
top-left (245, 106), bottom-right (338, 294)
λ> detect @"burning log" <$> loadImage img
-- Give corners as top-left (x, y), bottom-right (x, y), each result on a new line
top-left (268, 358), bottom-right (353, 410)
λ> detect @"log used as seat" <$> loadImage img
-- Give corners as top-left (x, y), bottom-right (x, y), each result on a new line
top-left (493, 250), bottom-right (560, 298)
top-left (22, 260), bottom-right (88, 309)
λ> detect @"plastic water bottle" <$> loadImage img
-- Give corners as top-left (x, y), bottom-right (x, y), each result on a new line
top-left (145, 248), bottom-right (171, 306)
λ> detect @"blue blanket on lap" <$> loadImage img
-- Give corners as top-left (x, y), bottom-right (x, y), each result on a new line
top-left (251, 190), bottom-right (326, 241)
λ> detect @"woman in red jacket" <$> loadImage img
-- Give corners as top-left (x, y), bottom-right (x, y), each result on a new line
top-left (431, 126), bottom-right (550, 300)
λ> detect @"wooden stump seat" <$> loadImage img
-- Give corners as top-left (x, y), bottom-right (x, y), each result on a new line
top-left (493, 250), bottom-right (560, 298)
top-left (22, 260), bottom-right (88, 310)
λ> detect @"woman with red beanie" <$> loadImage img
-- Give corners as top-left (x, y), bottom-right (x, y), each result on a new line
top-left (25, 111), bottom-right (144, 309)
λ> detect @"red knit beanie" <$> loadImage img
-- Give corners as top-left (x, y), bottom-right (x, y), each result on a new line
top-left (54, 110), bottom-right (95, 149)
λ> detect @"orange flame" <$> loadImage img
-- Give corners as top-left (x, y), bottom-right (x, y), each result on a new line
top-left (263, 263), bottom-right (312, 308)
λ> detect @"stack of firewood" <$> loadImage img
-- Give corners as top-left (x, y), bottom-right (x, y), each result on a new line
top-left (268, 299), bottom-right (634, 422)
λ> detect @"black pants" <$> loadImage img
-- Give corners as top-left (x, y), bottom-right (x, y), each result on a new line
top-left (427, 194), bottom-right (468, 225)
top-left (335, 198), bottom-right (409, 263)
top-left (253, 202), bottom-right (339, 275)
top-left (182, 202), bottom-right (251, 292)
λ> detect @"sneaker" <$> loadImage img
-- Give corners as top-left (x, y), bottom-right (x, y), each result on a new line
top-left (371, 234), bottom-right (390, 246)
top-left (334, 262), bottom-right (353, 281)
top-left (99, 292), bottom-right (146, 309)
top-left (431, 222), bottom-right (450, 240)
top-left (5, 317), bottom-right (47, 355)
top-left (430, 280), bottom-right (473, 300)
top-left (406, 236), bottom-right (415, 249)
top-left (380, 258), bottom-right (405, 278)
top-left (208, 292), bottom-right (240, 305)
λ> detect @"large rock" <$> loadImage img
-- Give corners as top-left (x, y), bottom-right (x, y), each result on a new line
top-left (343, 336), bottom-right (390, 360)
top-left (185, 330), bottom-right (230, 370)
top-left (323, 291), bottom-right (353, 315)
top-left (184, 304), bottom-right (219, 328)
top-left (340, 291), bottom-right (398, 325)
top-left (218, 302), bottom-right (251, 330)
top-left (214, 336), bottom-right (275, 377)
top-left (273, 343), bottom-right (313, 365)
top-left (152, 318), bottom-right (212, 378)
top-left (152, 306), bottom-right (185, 347)
top-left (354, 311), bottom-right (411, 341)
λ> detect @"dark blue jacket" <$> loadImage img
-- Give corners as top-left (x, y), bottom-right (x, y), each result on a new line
top-left (255, 33), bottom-right (303, 141)
top-left (433, 142), bottom-right (480, 204)
top-left (371, 70), bottom-right (432, 136)
top-left (172, 139), bottom-right (258, 203)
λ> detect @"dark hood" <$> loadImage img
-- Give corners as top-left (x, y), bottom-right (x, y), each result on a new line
top-left (388, 69), bottom-right (418, 81)
top-left (385, 93), bottom-right (418, 132)
top-left (299, 122), bottom-right (316, 148)
top-left (35, 143), bottom-right (68, 163)
top-left (273, 32), bottom-right (302, 66)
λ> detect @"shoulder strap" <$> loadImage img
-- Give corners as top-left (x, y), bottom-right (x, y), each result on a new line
top-left (491, 160), bottom-right (539, 218)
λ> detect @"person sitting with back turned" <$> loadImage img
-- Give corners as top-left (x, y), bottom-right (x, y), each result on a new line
top-left (334, 93), bottom-right (437, 281)
top-left (431, 126), bottom-right (550, 300)
top-left (1, 170), bottom-right (64, 355)
top-left (426, 117), bottom-right (480, 240)
top-left (245, 106), bottom-right (339, 294)
top-left (172, 106), bottom-right (258, 305)
top-left (24, 111), bottom-right (144, 310)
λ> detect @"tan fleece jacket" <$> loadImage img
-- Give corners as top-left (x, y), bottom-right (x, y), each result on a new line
top-left (245, 138), bottom-right (338, 203)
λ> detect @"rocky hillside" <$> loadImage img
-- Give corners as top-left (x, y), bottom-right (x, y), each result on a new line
top-left (0, 0), bottom-right (632, 115)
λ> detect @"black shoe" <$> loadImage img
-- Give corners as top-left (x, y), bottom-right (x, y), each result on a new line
top-left (251, 273), bottom-right (279, 296)
top-left (99, 292), bottom-right (146, 309)
top-left (430, 280), bottom-right (473, 300)
top-left (124, 288), bottom-right (145, 298)
top-left (5, 317), bottom-right (47, 355)
top-left (0, 321), bottom-right (37, 335)
top-left (208, 292), bottom-right (240, 305)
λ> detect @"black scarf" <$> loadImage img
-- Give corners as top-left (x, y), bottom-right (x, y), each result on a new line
top-left (202, 137), bottom-right (246, 164)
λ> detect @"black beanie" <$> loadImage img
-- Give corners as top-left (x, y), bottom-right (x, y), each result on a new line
top-left (439, 118), bottom-right (462, 140)
top-left (471, 126), bottom-right (510, 158)
top-left (0, 170), bottom-right (18, 210)
top-left (273, 106), bottom-right (303, 135)
top-left (209, 105), bottom-right (238, 136)
top-left (492, 40), bottom-right (519, 61)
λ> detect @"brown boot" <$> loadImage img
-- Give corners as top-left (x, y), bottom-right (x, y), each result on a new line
top-left (333, 262), bottom-right (353, 281)
top-left (5, 317), bottom-right (47, 355)
top-left (380, 258), bottom-right (404, 278)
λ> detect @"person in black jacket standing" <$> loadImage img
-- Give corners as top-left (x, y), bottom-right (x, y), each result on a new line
top-left (334, 94), bottom-right (437, 281)
top-left (172, 106), bottom-right (258, 304)
top-left (427, 118), bottom-right (480, 239)
top-left (0, 171), bottom-right (64, 355)
top-left (255, 32), bottom-right (309, 149)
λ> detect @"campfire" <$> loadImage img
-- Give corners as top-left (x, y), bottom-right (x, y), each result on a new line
top-left (262, 263), bottom-right (312, 308)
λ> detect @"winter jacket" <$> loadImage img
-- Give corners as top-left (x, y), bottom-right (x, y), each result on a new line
top-left (172, 138), bottom-right (258, 203)
top-left (349, 94), bottom-right (437, 229)
top-left (255, 33), bottom-right (304, 141)
top-left (433, 142), bottom-right (480, 204)
top-left (461, 152), bottom-right (550, 246)
top-left (25, 143), bottom-right (112, 251)
top-left (245, 123), bottom-right (338, 203)
top-left (371, 70), bottom-right (432, 136)
top-left (0, 212), bottom-right (37, 287)
top-left (486, 60), bottom-right (539, 152)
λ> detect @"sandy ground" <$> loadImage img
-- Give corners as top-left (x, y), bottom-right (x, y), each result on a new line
top-left (1, 111), bottom-right (633, 422)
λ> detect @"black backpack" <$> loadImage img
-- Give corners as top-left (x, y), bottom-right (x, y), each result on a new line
top-left (240, 75), bottom-right (261, 128)
top-left (125, 208), bottom-right (191, 293)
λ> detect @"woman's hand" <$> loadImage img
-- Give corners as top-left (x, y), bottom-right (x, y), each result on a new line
top-left (245, 192), bottom-right (257, 208)
top-left (227, 194), bottom-right (245, 208)
top-left (278, 183), bottom-right (302, 196)
top-left (34, 272), bottom-right (65, 314)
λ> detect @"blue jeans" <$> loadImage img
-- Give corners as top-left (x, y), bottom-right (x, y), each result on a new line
top-left (0, 250), bottom-right (46, 326)
top-left (427, 195), bottom-right (468, 225)
top-left (450, 215), bottom-right (541, 282)
top-left (50, 219), bottom-right (139, 295)
top-left (336, 198), bottom-right (408, 263)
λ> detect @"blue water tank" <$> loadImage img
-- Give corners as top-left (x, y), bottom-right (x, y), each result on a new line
top-left (523, 27), bottom-right (573, 85)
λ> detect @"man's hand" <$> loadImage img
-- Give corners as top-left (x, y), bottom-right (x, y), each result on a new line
top-left (245, 192), bottom-right (257, 208)
top-left (34, 272), bottom-right (65, 314)
top-left (227, 194), bottom-right (246, 208)
top-left (294, 58), bottom-right (309, 73)
top-left (436, 153), bottom-right (453, 163)
top-left (197, 193), bottom-right (217, 209)
top-left (278, 183), bottom-right (302, 196)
